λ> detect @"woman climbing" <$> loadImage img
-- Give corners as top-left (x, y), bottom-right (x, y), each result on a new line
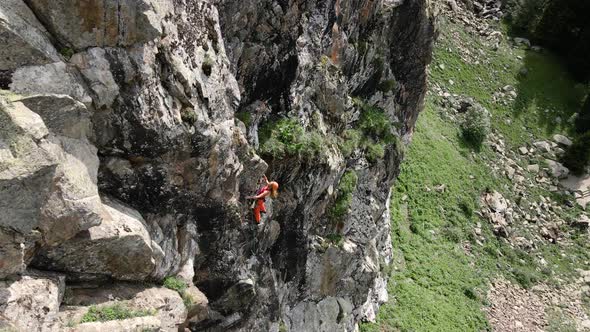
top-left (247, 175), bottom-right (279, 224)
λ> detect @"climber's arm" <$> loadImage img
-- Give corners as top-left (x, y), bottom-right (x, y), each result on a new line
top-left (247, 191), bottom-right (270, 200)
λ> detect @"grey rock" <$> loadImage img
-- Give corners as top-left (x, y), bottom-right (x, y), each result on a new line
top-left (545, 159), bottom-right (570, 179)
top-left (10, 62), bottom-right (93, 106)
top-left (70, 48), bottom-right (120, 109)
top-left (18, 94), bottom-right (92, 140)
top-left (0, 0), bottom-right (60, 70)
top-left (514, 37), bottom-right (531, 48)
top-left (574, 214), bottom-right (590, 229)
top-left (0, 270), bottom-right (65, 331)
top-left (33, 198), bottom-right (163, 281)
top-left (527, 164), bottom-right (540, 173)
top-left (68, 317), bottom-right (161, 332)
top-left (24, 0), bottom-right (172, 50)
top-left (64, 283), bottom-right (186, 331)
top-left (553, 134), bottom-right (572, 147)
top-left (0, 97), bottom-right (102, 276)
top-left (533, 141), bottom-right (551, 153)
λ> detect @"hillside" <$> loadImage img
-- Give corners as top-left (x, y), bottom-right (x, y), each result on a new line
top-left (362, 3), bottom-right (590, 331)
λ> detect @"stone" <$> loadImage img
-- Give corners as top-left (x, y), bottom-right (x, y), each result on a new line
top-left (70, 48), bottom-right (121, 108)
top-left (0, 97), bottom-right (103, 276)
top-left (552, 134), bottom-right (572, 147)
top-left (0, 270), bottom-right (65, 331)
top-left (212, 279), bottom-right (256, 314)
top-left (18, 94), bottom-right (92, 140)
top-left (64, 283), bottom-right (186, 331)
top-left (518, 147), bottom-right (528, 155)
top-left (533, 141), bottom-right (551, 153)
top-left (68, 316), bottom-right (161, 332)
top-left (574, 214), bottom-right (590, 229)
top-left (25, 0), bottom-right (173, 50)
top-left (485, 191), bottom-right (508, 213)
top-left (434, 184), bottom-right (446, 192)
top-left (0, 0), bottom-right (60, 70)
top-left (184, 285), bottom-right (209, 324)
top-left (514, 37), bottom-right (531, 48)
top-left (32, 198), bottom-right (164, 281)
top-left (10, 62), bottom-right (93, 106)
top-left (502, 85), bottom-right (514, 92)
top-left (527, 164), bottom-right (539, 173)
top-left (545, 159), bottom-right (570, 179)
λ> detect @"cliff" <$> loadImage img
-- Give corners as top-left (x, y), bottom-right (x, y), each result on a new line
top-left (0, 0), bottom-right (435, 331)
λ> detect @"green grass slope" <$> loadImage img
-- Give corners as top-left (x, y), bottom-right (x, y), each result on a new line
top-left (361, 17), bottom-right (589, 332)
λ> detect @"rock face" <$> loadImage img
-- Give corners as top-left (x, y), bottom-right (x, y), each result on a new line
top-left (0, 0), bottom-right (435, 331)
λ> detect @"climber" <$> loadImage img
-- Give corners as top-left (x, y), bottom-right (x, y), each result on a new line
top-left (247, 175), bottom-right (279, 224)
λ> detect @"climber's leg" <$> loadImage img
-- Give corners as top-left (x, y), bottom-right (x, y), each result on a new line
top-left (253, 200), bottom-right (266, 223)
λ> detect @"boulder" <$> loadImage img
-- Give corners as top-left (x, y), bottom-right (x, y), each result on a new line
top-left (70, 48), bottom-right (121, 109)
top-left (0, 270), bottom-right (65, 331)
top-left (545, 159), bottom-right (570, 179)
top-left (527, 164), bottom-right (539, 173)
top-left (18, 94), bottom-right (92, 140)
top-left (514, 37), bottom-right (531, 48)
top-left (0, 0), bottom-right (60, 70)
top-left (518, 147), bottom-right (528, 155)
top-left (532, 141), bottom-right (551, 153)
top-left (212, 279), bottom-right (256, 314)
top-left (64, 283), bottom-right (186, 331)
top-left (552, 134), bottom-right (572, 147)
top-left (574, 215), bottom-right (590, 229)
top-left (24, 0), bottom-right (172, 50)
top-left (0, 97), bottom-right (102, 277)
top-left (10, 62), bottom-right (93, 106)
top-left (484, 191), bottom-right (508, 213)
top-left (32, 198), bottom-right (164, 281)
top-left (67, 316), bottom-right (161, 332)
top-left (184, 285), bottom-right (209, 324)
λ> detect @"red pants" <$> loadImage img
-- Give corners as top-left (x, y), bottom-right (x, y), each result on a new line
top-left (253, 199), bottom-right (266, 223)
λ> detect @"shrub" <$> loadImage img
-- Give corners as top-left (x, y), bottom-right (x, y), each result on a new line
top-left (511, 268), bottom-right (538, 289)
top-left (326, 234), bottom-right (343, 246)
top-left (561, 132), bottom-right (590, 175)
top-left (235, 111), bottom-right (252, 127)
top-left (338, 129), bottom-right (362, 157)
top-left (163, 276), bottom-right (187, 292)
top-left (460, 104), bottom-right (490, 148)
top-left (349, 98), bottom-right (397, 162)
top-left (259, 118), bottom-right (326, 160)
top-left (60, 47), bottom-right (75, 59)
top-left (329, 170), bottom-right (358, 221)
top-left (377, 79), bottom-right (397, 93)
top-left (163, 277), bottom-right (196, 309)
top-left (358, 102), bottom-right (393, 140)
top-left (80, 303), bottom-right (154, 323)
top-left (364, 140), bottom-right (386, 162)
top-left (181, 109), bottom-right (197, 125)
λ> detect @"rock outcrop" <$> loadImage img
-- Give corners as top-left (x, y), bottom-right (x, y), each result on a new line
top-left (0, 0), bottom-right (435, 331)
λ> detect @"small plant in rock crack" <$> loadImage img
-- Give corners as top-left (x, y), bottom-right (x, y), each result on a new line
top-left (329, 170), bottom-right (358, 222)
top-left (202, 55), bottom-right (214, 76)
top-left (80, 303), bottom-right (154, 323)
top-left (163, 276), bottom-right (194, 308)
top-left (163, 276), bottom-right (187, 292)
